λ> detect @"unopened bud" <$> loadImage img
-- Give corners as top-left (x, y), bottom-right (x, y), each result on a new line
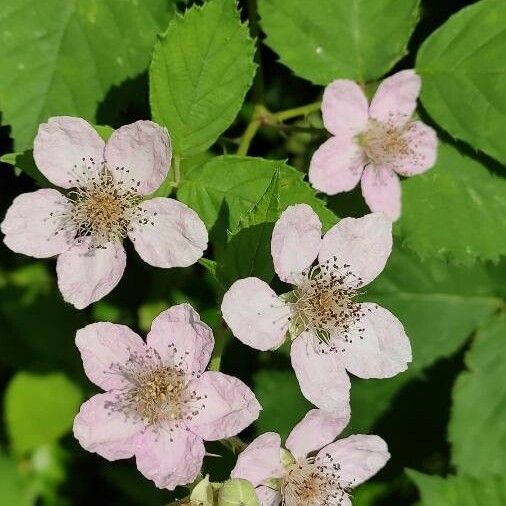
top-left (217, 479), bottom-right (259, 506)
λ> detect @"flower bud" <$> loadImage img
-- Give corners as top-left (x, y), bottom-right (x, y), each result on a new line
top-left (217, 478), bottom-right (259, 506)
top-left (190, 475), bottom-right (214, 506)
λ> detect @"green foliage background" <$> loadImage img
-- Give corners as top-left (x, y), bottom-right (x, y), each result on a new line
top-left (0, 0), bottom-right (505, 504)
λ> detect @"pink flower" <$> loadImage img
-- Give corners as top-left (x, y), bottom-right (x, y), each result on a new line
top-left (73, 304), bottom-right (261, 490)
top-left (1, 117), bottom-right (208, 308)
top-left (221, 204), bottom-right (411, 413)
top-left (309, 69), bottom-right (437, 221)
top-left (231, 407), bottom-right (390, 506)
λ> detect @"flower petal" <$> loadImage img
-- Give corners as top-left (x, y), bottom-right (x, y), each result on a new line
top-left (319, 213), bottom-right (392, 287)
top-left (394, 121), bottom-right (438, 176)
top-left (73, 392), bottom-right (142, 461)
top-left (290, 333), bottom-right (351, 413)
top-left (33, 117), bottom-right (105, 188)
top-left (322, 80), bottom-right (369, 136)
top-left (256, 486), bottom-right (282, 506)
top-left (309, 136), bottom-right (365, 195)
top-left (104, 120), bottom-right (171, 194)
top-left (361, 165), bottom-right (401, 221)
top-left (187, 371), bottom-right (261, 441)
top-left (231, 433), bottom-right (284, 487)
top-left (317, 434), bottom-right (390, 488)
top-left (147, 303), bottom-right (214, 375)
top-left (76, 322), bottom-right (145, 391)
top-left (1, 189), bottom-right (73, 258)
top-left (340, 303), bottom-right (411, 379)
top-left (129, 197), bottom-right (208, 268)
top-left (271, 204), bottom-right (322, 284)
top-left (369, 70), bottom-right (421, 126)
top-left (56, 240), bottom-right (126, 309)
top-left (134, 426), bottom-right (205, 490)
top-left (286, 408), bottom-right (350, 461)
top-left (221, 278), bottom-right (290, 351)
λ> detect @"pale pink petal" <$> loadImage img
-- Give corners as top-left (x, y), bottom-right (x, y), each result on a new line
top-left (128, 197), bottom-right (207, 268)
top-left (369, 70), bottom-right (421, 126)
top-left (322, 80), bottom-right (369, 136)
top-left (290, 333), bottom-right (351, 413)
top-left (286, 408), bottom-right (350, 460)
top-left (340, 303), bottom-right (411, 379)
top-left (33, 117), bottom-right (105, 188)
top-left (221, 278), bottom-right (290, 351)
top-left (76, 322), bottom-right (145, 391)
top-left (394, 121), bottom-right (438, 176)
top-left (317, 435), bottom-right (390, 488)
top-left (73, 392), bottom-right (142, 461)
top-left (231, 433), bottom-right (284, 486)
top-left (319, 213), bottom-right (392, 288)
top-left (56, 240), bottom-right (126, 309)
top-left (361, 165), bottom-right (401, 221)
top-left (256, 486), bottom-right (282, 506)
top-left (309, 136), bottom-right (365, 195)
top-left (271, 204), bottom-right (322, 284)
top-left (134, 426), bottom-right (204, 490)
top-left (186, 371), bottom-right (261, 441)
top-left (1, 189), bottom-right (73, 258)
top-left (147, 303), bottom-right (214, 375)
top-left (104, 120), bottom-right (171, 194)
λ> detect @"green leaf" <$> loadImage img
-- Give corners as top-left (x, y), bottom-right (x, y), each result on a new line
top-left (350, 246), bottom-right (504, 431)
top-left (4, 372), bottom-right (83, 455)
top-left (408, 471), bottom-right (506, 506)
top-left (177, 155), bottom-right (337, 238)
top-left (150, 0), bottom-right (256, 157)
top-left (258, 0), bottom-right (420, 84)
top-left (416, 0), bottom-right (506, 164)
top-left (397, 142), bottom-right (506, 264)
top-left (217, 170), bottom-right (280, 286)
top-left (230, 169), bottom-right (281, 234)
top-left (0, 0), bottom-right (173, 151)
top-left (254, 369), bottom-right (312, 440)
top-left (0, 452), bottom-right (37, 506)
top-left (449, 313), bottom-right (506, 478)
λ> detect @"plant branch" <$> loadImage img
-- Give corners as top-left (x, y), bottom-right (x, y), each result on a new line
top-left (272, 101), bottom-right (322, 122)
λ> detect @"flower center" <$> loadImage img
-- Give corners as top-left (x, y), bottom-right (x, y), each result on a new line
top-left (281, 457), bottom-right (348, 506)
top-left (285, 258), bottom-right (365, 346)
top-left (50, 160), bottom-right (151, 248)
top-left (105, 347), bottom-right (205, 430)
top-left (359, 119), bottom-right (413, 169)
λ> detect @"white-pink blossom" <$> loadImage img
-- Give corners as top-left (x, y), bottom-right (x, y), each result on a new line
top-left (1, 117), bottom-right (208, 308)
top-left (309, 69), bottom-right (438, 221)
top-left (231, 407), bottom-right (390, 506)
top-left (73, 304), bottom-right (261, 490)
top-left (221, 204), bottom-right (411, 413)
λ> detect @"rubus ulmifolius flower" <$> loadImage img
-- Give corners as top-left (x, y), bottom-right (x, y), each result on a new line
top-left (1, 117), bottom-right (208, 309)
top-left (231, 406), bottom-right (389, 505)
top-left (309, 69), bottom-right (438, 221)
top-left (73, 303), bottom-right (261, 490)
top-left (221, 204), bottom-right (411, 414)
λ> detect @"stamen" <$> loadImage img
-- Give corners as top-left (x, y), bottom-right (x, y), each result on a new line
top-left (104, 346), bottom-right (206, 437)
top-left (47, 159), bottom-right (155, 249)
top-left (281, 455), bottom-right (350, 506)
top-left (286, 256), bottom-right (367, 347)
top-left (358, 118), bottom-right (420, 174)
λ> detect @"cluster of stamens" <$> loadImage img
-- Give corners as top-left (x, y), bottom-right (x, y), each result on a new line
top-left (49, 158), bottom-right (156, 248)
top-left (286, 257), bottom-right (367, 348)
top-left (105, 346), bottom-right (206, 436)
top-left (281, 455), bottom-right (350, 506)
top-left (358, 118), bottom-right (421, 175)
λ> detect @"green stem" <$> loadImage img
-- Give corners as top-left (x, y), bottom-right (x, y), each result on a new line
top-left (236, 104), bottom-right (270, 156)
top-left (273, 101), bottom-right (322, 122)
top-left (173, 155), bottom-right (181, 186)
